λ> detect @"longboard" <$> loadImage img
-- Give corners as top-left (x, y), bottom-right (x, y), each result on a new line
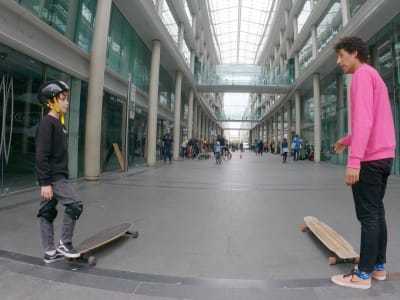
top-left (69, 223), bottom-right (138, 266)
top-left (300, 216), bottom-right (359, 265)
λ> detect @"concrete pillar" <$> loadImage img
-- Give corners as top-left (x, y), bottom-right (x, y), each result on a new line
top-left (68, 79), bottom-right (82, 178)
top-left (261, 122), bottom-right (264, 142)
top-left (341, 0), bottom-right (350, 26)
top-left (287, 100), bottom-right (292, 152)
top-left (294, 52), bottom-right (299, 79)
top-left (295, 90), bottom-right (301, 136)
top-left (280, 109), bottom-right (284, 143)
top-left (147, 40), bottom-right (161, 167)
top-left (313, 73), bottom-right (321, 162)
top-left (293, 15), bottom-right (298, 40)
top-left (178, 22), bottom-right (184, 53)
top-left (193, 102), bottom-right (198, 137)
top-left (173, 71), bottom-right (182, 160)
top-left (84, 0), bottom-right (112, 180)
top-left (188, 88), bottom-right (194, 139)
top-left (274, 114), bottom-right (279, 154)
top-left (197, 109), bottom-right (202, 139)
top-left (311, 25), bottom-right (317, 59)
top-left (190, 50), bottom-right (195, 75)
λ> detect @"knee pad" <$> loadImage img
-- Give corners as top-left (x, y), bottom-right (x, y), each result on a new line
top-left (65, 201), bottom-right (83, 220)
top-left (37, 200), bottom-right (58, 223)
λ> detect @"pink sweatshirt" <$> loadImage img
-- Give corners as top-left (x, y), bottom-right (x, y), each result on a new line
top-left (341, 64), bottom-right (396, 169)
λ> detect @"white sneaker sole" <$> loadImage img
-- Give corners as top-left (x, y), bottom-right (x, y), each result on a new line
top-left (371, 274), bottom-right (386, 281)
top-left (56, 248), bottom-right (80, 258)
top-left (44, 257), bottom-right (64, 264)
top-left (331, 276), bottom-right (371, 289)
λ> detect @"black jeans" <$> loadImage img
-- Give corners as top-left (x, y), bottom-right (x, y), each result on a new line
top-left (351, 158), bottom-right (393, 273)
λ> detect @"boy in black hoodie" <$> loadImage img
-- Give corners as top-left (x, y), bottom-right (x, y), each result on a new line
top-left (36, 80), bottom-right (83, 263)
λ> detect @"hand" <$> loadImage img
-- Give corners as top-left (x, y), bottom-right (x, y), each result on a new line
top-left (334, 139), bottom-right (347, 154)
top-left (41, 185), bottom-right (53, 200)
top-left (345, 167), bottom-right (360, 186)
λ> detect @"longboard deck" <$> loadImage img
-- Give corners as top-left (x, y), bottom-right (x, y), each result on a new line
top-left (68, 223), bottom-right (138, 266)
top-left (301, 216), bottom-right (359, 265)
top-left (77, 223), bottom-right (134, 254)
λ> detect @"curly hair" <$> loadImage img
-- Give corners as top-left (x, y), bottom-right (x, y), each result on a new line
top-left (334, 36), bottom-right (368, 63)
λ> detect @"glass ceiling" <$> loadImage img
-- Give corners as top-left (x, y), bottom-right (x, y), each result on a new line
top-left (206, 0), bottom-right (278, 64)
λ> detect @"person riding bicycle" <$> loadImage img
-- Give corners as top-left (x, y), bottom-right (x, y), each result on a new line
top-left (214, 141), bottom-right (222, 163)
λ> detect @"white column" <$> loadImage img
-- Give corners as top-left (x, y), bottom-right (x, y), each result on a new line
top-left (287, 100), bottom-right (292, 152)
top-left (337, 74), bottom-right (346, 164)
top-left (193, 102), bottom-right (198, 137)
top-left (293, 15), bottom-right (298, 40)
top-left (274, 114), bottom-right (279, 154)
top-left (190, 50), bottom-right (195, 75)
top-left (84, 0), bottom-right (112, 180)
top-left (311, 25), bottom-right (317, 59)
top-left (294, 52), bottom-right (300, 79)
top-left (295, 90), bottom-right (301, 136)
top-left (178, 22), bottom-right (184, 53)
top-left (313, 73), bottom-right (321, 162)
top-left (147, 40), bottom-right (161, 167)
top-left (188, 88), bottom-right (194, 139)
top-left (173, 71), bottom-right (182, 160)
top-left (197, 109), bottom-right (202, 139)
top-left (280, 109), bottom-right (284, 143)
top-left (341, 0), bottom-right (350, 26)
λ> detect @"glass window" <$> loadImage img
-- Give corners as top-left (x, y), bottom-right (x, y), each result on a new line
top-left (107, 6), bottom-right (124, 73)
top-left (183, 40), bottom-right (191, 66)
top-left (101, 93), bottom-right (124, 172)
top-left (299, 35), bottom-right (313, 74)
top-left (75, 0), bottom-right (97, 52)
top-left (161, 1), bottom-right (179, 45)
top-left (17, 0), bottom-right (97, 52)
top-left (184, 0), bottom-right (193, 27)
top-left (297, 0), bottom-right (311, 34)
top-left (349, 0), bottom-right (367, 17)
top-left (159, 66), bottom-right (173, 110)
top-left (316, 1), bottom-right (342, 54)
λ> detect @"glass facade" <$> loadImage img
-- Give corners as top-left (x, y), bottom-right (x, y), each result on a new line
top-left (297, 0), bottom-right (312, 34)
top-left (299, 35), bottom-right (313, 74)
top-left (368, 15), bottom-right (400, 174)
top-left (349, 0), bottom-right (367, 17)
top-left (299, 14), bottom-right (400, 173)
top-left (0, 43), bottom-right (87, 193)
top-left (106, 4), bottom-right (152, 93)
top-left (161, 1), bottom-right (178, 45)
top-left (16, 0), bottom-right (97, 53)
top-left (316, 1), bottom-right (342, 54)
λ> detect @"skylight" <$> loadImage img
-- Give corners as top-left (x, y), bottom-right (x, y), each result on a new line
top-left (206, 0), bottom-right (278, 64)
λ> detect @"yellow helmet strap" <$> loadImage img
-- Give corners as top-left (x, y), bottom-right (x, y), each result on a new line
top-left (47, 97), bottom-right (65, 125)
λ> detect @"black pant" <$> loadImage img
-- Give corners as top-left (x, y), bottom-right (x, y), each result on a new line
top-left (351, 158), bottom-right (393, 273)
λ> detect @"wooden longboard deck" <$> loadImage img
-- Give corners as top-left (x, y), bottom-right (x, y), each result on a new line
top-left (76, 223), bottom-right (133, 254)
top-left (303, 216), bottom-right (358, 259)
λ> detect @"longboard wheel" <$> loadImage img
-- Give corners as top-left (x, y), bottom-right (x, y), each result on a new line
top-left (300, 224), bottom-right (307, 232)
top-left (328, 257), bottom-right (337, 265)
top-left (88, 256), bottom-right (97, 266)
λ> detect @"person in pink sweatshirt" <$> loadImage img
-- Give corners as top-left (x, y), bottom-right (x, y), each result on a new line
top-left (331, 37), bottom-right (396, 289)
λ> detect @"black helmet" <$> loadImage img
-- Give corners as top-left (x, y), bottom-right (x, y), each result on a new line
top-left (38, 80), bottom-right (69, 105)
